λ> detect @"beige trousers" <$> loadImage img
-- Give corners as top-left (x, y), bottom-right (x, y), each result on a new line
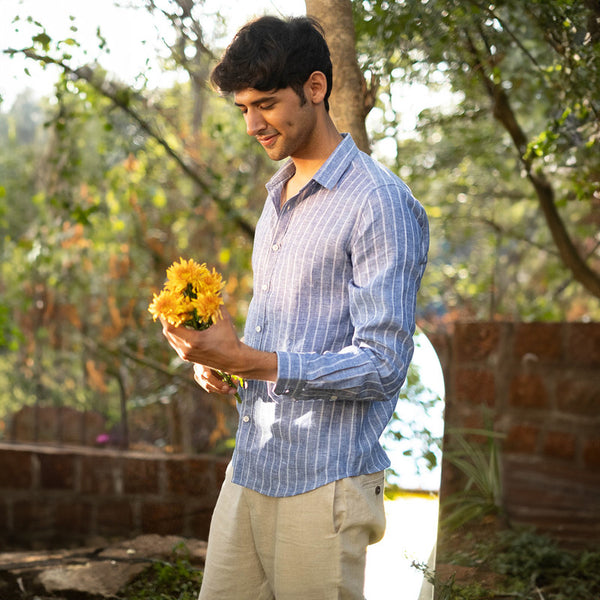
top-left (198, 465), bottom-right (386, 600)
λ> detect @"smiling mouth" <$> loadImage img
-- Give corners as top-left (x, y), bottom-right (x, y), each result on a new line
top-left (257, 133), bottom-right (278, 147)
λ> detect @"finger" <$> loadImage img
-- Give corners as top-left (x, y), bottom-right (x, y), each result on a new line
top-left (193, 364), bottom-right (236, 394)
top-left (209, 369), bottom-right (238, 394)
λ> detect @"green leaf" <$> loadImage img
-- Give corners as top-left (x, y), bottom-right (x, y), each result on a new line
top-left (32, 32), bottom-right (51, 50)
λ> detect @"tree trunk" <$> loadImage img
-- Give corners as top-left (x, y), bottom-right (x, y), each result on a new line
top-left (305, 0), bottom-right (372, 153)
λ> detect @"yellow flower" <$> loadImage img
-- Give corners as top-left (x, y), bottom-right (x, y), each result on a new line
top-left (148, 257), bottom-right (244, 400)
top-left (166, 258), bottom-right (212, 294)
top-left (191, 291), bottom-right (224, 324)
top-left (148, 289), bottom-right (180, 323)
top-left (166, 257), bottom-right (206, 282)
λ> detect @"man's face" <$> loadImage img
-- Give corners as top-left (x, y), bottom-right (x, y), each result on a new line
top-left (234, 84), bottom-right (317, 161)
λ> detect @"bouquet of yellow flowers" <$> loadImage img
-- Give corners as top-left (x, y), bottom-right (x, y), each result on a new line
top-left (148, 257), bottom-right (243, 400)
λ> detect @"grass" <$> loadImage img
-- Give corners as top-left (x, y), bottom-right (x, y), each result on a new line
top-left (423, 519), bottom-right (600, 600)
top-left (118, 543), bottom-right (202, 600)
top-left (428, 418), bottom-right (599, 598)
top-left (108, 522), bottom-right (599, 600)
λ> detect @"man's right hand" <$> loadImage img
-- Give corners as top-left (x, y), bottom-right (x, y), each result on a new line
top-left (193, 363), bottom-right (238, 396)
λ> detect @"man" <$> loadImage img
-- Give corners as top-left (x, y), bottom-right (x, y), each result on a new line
top-left (161, 15), bottom-right (429, 600)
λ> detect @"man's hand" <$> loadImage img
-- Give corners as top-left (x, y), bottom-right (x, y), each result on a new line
top-left (193, 364), bottom-right (239, 395)
top-left (160, 306), bottom-right (242, 373)
top-left (159, 306), bottom-right (278, 383)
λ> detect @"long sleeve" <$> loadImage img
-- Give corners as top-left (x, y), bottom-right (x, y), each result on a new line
top-left (233, 134), bottom-right (429, 496)
top-left (273, 182), bottom-right (428, 401)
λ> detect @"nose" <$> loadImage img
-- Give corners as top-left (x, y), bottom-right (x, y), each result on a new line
top-left (244, 108), bottom-right (266, 137)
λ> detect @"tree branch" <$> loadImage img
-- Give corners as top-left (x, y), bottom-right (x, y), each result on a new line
top-left (460, 31), bottom-right (600, 299)
top-left (82, 335), bottom-right (197, 389)
top-left (5, 47), bottom-right (256, 240)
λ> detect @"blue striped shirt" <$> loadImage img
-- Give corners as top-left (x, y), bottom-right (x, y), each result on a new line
top-left (231, 134), bottom-right (429, 497)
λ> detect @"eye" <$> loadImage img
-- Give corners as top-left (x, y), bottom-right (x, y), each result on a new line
top-left (259, 103), bottom-right (275, 111)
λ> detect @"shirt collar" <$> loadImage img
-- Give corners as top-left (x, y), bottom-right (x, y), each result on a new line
top-left (265, 133), bottom-right (358, 196)
top-left (313, 133), bottom-right (358, 190)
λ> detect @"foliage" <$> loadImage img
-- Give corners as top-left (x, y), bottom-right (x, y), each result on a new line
top-left (490, 529), bottom-right (600, 595)
top-left (382, 331), bottom-right (444, 490)
top-left (0, 1), bottom-right (447, 465)
top-left (440, 423), bottom-right (504, 530)
top-left (0, 2), bottom-right (272, 451)
top-left (119, 544), bottom-right (202, 600)
top-left (420, 525), bottom-right (600, 599)
top-left (353, 0), bottom-right (600, 321)
top-left (412, 560), bottom-right (489, 600)
top-left (4, 0), bottom-right (598, 464)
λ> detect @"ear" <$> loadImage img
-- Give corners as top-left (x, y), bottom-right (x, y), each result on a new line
top-left (305, 71), bottom-right (328, 105)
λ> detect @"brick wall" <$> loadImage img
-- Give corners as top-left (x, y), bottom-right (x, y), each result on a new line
top-left (1, 322), bottom-right (598, 549)
top-left (0, 443), bottom-right (228, 548)
top-left (429, 321), bottom-right (600, 547)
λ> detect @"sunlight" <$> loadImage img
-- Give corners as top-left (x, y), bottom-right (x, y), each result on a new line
top-left (365, 494), bottom-right (438, 600)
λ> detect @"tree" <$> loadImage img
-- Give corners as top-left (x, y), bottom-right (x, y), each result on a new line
top-left (353, 0), bottom-right (600, 320)
top-left (305, 0), bottom-right (375, 152)
top-left (0, 3), bottom-right (278, 450)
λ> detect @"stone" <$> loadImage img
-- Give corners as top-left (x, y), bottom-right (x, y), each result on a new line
top-left (38, 560), bottom-right (148, 596)
top-left (0, 534), bottom-right (207, 599)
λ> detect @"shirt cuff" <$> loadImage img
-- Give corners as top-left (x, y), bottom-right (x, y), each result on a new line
top-left (274, 351), bottom-right (305, 397)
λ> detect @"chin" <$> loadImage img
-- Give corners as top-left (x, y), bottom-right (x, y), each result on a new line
top-left (265, 148), bottom-right (289, 161)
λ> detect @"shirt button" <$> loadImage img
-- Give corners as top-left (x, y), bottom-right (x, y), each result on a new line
top-left (255, 325), bottom-right (262, 333)
top-left (243, 416), bottom-right (250, 423)
top-left (261, 284), bottom-right (268, 291)
top-left (272, 243), bottom-right (280, 252)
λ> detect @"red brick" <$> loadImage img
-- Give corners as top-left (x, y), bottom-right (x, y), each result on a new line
top-left (13, 499), bottom-right (53, 534)
top-left (0, 498), bottom-right (7, 532)
top-left (454, 322), bottom-right (501, 362)
top-left (165, 458), bottom-right (188, 495)
top-left (461, 412), bottom-right (487, 433)
top-left (514, 323), bottom-right (562, 362)
top-left (509, 374), bottom-right (548, 409)
top-left (215, 458), bottom-right (228, 487)
top-left (0, 449), bottom-right (33, 489)
top-left (55, 501), bottom-right (92, 535)
top-left (141, 502), bottom-right (185, 535)
top-left (187, 457), bottom-right (218, 499)
top-left (97, 500), bottom-right (134, 535)
top-left (165, 456), bottom-right (222, 501)
top-left (80, 455), bottom-right (122, 494)
top-left (583, 438), bottom-right (600, 470)
top-left (567, 323), bottom-right (600, 367)
top-left (455, 368), bottom-right (495, 406)
top-left (543, 431), bottom-right (576, 460)
top-left (504, 424), bottom-right (540, 453)
top-left (189, 506), bottom-right (214, 540)
top-left (556, 376), bottom-right (600, 417)
top-left (123, 457), bottom-right (159, 494)
top-left (426, 332), bottom-right (450, 371)
top-left (40, 453), bottom-right (75, 490)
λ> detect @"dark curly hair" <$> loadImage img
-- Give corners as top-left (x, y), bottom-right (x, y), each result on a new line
top-left (210, 16), bottom-right (333, 111)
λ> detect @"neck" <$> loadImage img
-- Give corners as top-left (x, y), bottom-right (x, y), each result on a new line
top-left (291, 114), bottom-right (342, 182)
